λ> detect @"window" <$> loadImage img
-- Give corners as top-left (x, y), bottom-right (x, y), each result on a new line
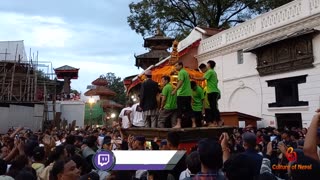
top-left (237, 50), bottom-right (243, 64)
top-left (267, 75), bottom-right (308, 107)
top-left (245, 29), bottom-right (316, 76)
top-left (276, 113), bottom-right (302, 129)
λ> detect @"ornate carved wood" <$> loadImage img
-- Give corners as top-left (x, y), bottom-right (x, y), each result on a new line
top-left (254, 33), bottom-right (314, 76)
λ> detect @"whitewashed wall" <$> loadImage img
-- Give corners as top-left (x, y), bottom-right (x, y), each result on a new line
top-left (47, 101), bottom-right (85, 127)
top-left (198, 33), bottom-right (320, 128)
top-left (0, 107), bottom-right (10, 133)
top-left (0, 104), bottom-right (44, 133)
top-left (196, 0), bottom-right (320, 128)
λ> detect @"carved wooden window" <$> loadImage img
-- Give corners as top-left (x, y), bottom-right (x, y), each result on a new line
top-left (249, 30), bottom-right (316, 76)
top-left (267, 75), bottom-right (308, 107)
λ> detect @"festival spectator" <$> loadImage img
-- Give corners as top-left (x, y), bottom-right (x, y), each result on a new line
top-left (118, 101), bottom-right (133, 129)
top-left (50, 158), bottom-right (80, 180)
top-left (166, 131), bottom-right (187, 180)
top-left (32, 146), bottom-right (46, 177)
top-left (101, 136), bottom-right (112, 151)
top-left (129, 135), bottom-right (146, 150)
top-left (303, 109), bottom-right (320, 161)
top-left (140, 69), bottom-right (160, 128)
top-left (80, 171), bottom-right (100, 180)
top-left (242, 132), bottom-right (263, 176)
top-left (281, 131), bottom-right (297, 149)
top-left (159, 139), bottom-right (168, 150)
top-left (0, 159), bottom-right (7, 176)
top-left (1, 111), bottom-right (320, 180)
top-left (39, 145), bottom-right (68, 180)
top-left (15, 167), bottom-right (37, 180)
top-left (179, 151), bottom-right (201, 180)
top-left (129, 101), bottom-right (145, 128)
top-left (256, 130), bottom-right (263, 144)
top-left (194, 138), bottom-right (224, 179)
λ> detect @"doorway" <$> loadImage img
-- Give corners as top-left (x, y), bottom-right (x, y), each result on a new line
top-left (275, 113), bottom-right (302, 130)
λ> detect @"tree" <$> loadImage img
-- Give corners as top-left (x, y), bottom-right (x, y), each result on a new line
top-left (100, 72), bottom-right (126, 105)
top-left (127, 0), bottom-right (293, 39)
top-left (70, 89), bottom-right (80, 95)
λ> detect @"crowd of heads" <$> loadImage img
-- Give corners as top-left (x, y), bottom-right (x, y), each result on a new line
top-left (0, 112), bottom-right (320, 180)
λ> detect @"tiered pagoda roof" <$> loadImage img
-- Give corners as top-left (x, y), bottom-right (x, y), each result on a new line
top-left (84, 78), bottom-right (116, 98)
top-left (135, 28), bottom-right (174, 70)
top-left (91, 77), bottom-right (108, 86)
top-left (54, 65), bottom-right (79, 79)
top-left (102, 100), bottom-right (123, 109)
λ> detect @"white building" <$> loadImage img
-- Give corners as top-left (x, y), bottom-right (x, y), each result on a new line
top-left (47, 101), bottom-right (85, 128)
top-left (196, 0), bottom-right (320, 128)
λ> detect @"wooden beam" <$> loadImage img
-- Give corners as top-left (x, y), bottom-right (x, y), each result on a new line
top-left (122, 126), bottom-right (234, 142)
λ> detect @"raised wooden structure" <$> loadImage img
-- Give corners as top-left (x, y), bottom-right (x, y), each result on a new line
top-left (122, 126), bottom-right (234, 142)
top-left (221, 111), bottom-right (261, 127)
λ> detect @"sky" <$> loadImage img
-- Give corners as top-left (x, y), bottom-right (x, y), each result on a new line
top-left (0, 0), bottom-right (145, 94)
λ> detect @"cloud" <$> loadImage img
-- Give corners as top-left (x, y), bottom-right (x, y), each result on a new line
top-left (0, 12), bottom-right (73, 48)
top-left (0, 0), bottom-right (150, 93)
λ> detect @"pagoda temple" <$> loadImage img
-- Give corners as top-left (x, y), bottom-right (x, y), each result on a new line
top-left (54, 65), bottom-right (79, 95)
top-left (84, 77), bottom-right (123, 112)
top-left (135, 29), bottom-right (174, 70)
top-left (85, 78), bottom-right (116, 99)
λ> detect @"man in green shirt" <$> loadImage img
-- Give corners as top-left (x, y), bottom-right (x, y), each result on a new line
top-left (158, 76), bottom-right (177, 128)
top-left (192, 62), bottom-right (221, 126)
top-left (203, 86), bottom-right (213, 126)
top-left (171, 62), bottom-right (194, 128)
top-left (191, 81), bottom-right (204, 127)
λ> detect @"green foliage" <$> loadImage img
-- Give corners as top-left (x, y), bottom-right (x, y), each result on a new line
top-left (36, 69), bottom-right (50, 81)
top-left (84, 101), bottom-right (105, 125)
top-left (70, 89), bottom-right (80, 94)
top-left (100, 72), bottom-right (126, 106)
top-left (127, 0), bottom-right (293, 39)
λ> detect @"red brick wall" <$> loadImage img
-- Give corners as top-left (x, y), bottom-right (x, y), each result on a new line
top-left (179, 47), bottom-right (199, 70)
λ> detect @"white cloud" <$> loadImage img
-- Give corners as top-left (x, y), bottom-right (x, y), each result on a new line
top-left (0, 12), bottom-right (73, 48)
top-left (0, 10), bottom-right (147, 93)
top-left (31, 26), bottom-right (73, 48)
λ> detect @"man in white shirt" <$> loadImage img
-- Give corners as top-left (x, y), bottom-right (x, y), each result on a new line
top-left (129, 102), bottom-right (145, 127)
top-left (118, 102), bottom-right (133, 129)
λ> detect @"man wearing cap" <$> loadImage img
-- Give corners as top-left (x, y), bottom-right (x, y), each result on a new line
top-left (140, 69), bottom-right (160, 128)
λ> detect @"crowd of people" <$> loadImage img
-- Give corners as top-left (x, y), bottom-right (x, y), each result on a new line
top-left (120, 61), bottom-right (222, 129)
top-left (0, 110), bottom-right (320, 180)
